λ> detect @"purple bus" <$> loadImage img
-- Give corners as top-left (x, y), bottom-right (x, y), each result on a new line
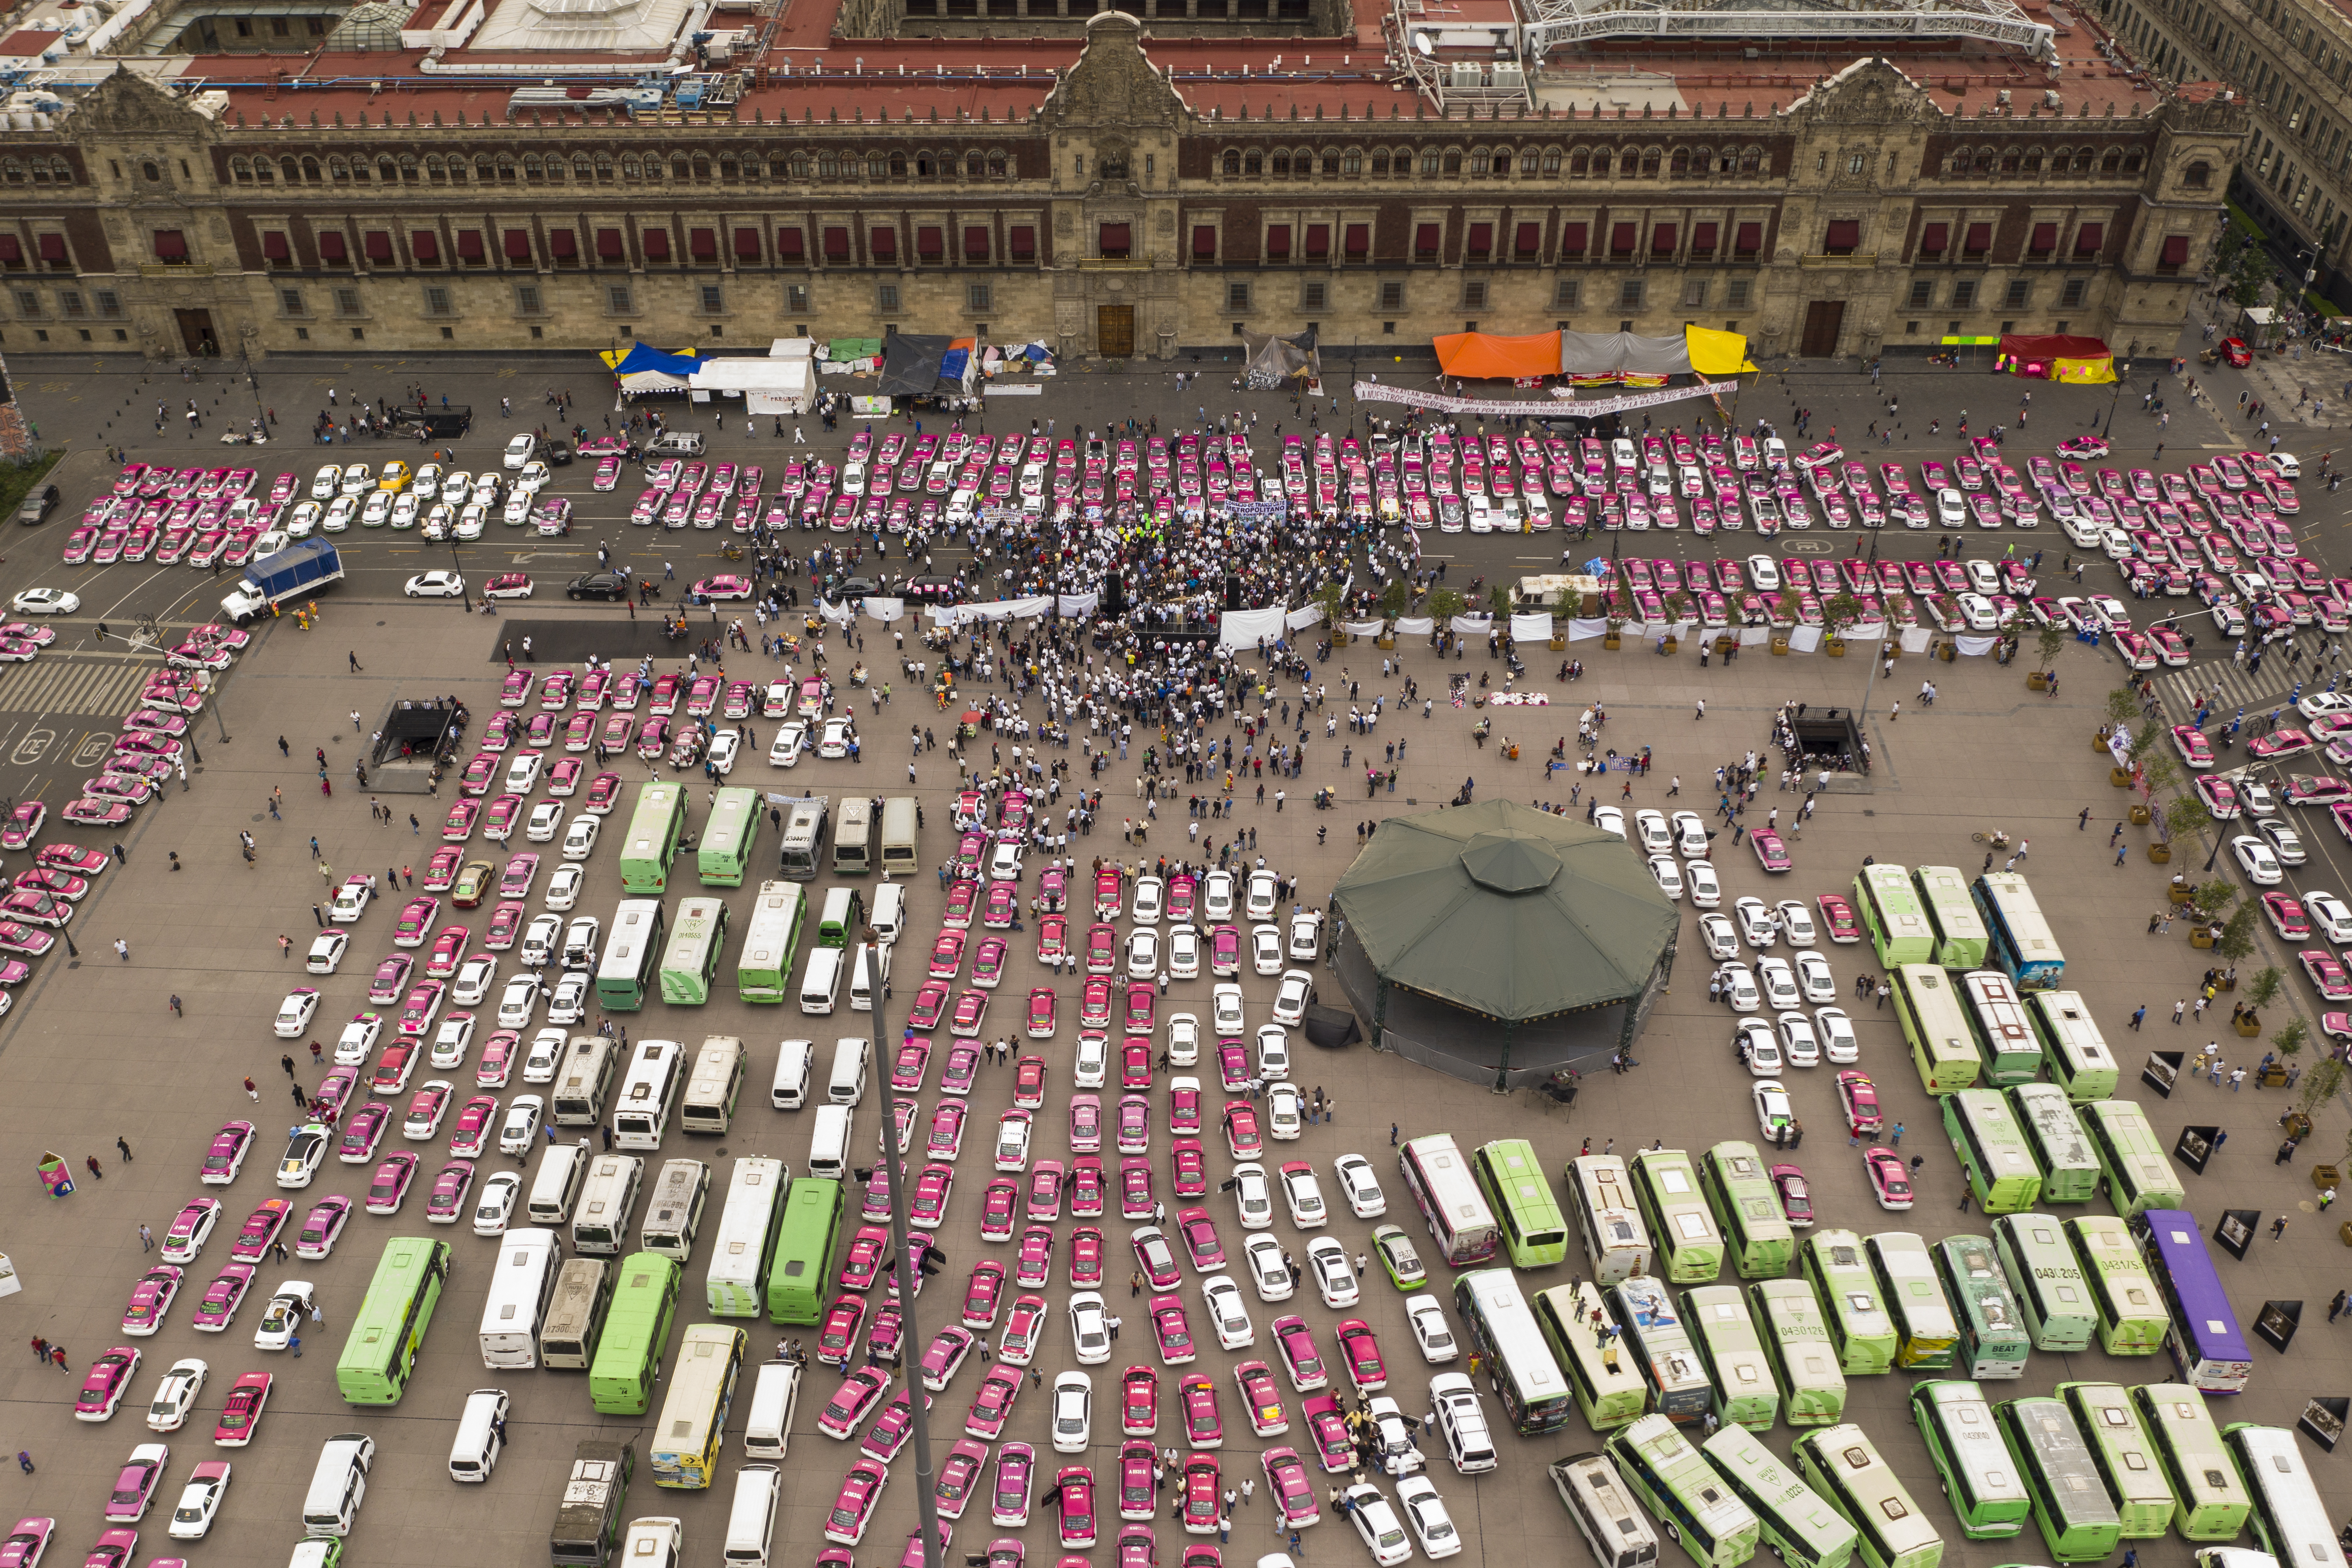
top-left (2132, 1209), bottom-right (2250, 1393)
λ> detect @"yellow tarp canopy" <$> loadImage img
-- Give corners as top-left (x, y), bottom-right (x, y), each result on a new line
top-left (1685, 326), bottom-right (1758, 376)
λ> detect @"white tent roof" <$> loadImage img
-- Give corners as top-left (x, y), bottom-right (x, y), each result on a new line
top-left (689, 358), bottom-right (813, 394)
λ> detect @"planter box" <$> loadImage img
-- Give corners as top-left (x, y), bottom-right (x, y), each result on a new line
top-left (1603, 633), bottom-right (1620, 650)
top-left (2234, 1017), bottom-right (2261, 1036)
top-left (2111, 767), bottom-right (2134, 787)
top-left (1825, 641), bottom-right (1846, 657)
top-left (2315, 1162), bottom-right (2341, 1189)
top-left (1771, 636), bottom-right (1790, 656)
top-left (2130, 804), bottom-right (2152, 825)
top-left (2148, 843), bottom-right (2172, 863)
top-left (1549, 635), bottom-right (1565, 651)
top-left (2191, 930), bottom-right (2217, 948)
top-left (1377, 633), bottom-right (1395, 650)
top-left (2028, 671), bottom-right (2049, 691)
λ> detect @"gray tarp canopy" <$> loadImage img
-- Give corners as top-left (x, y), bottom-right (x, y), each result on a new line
top-left (1331, 799), bottom-right (1678, 1022)
top-left (1241, 325), bottom-right (1322, 391)
top-left (1559, 330), bottom-right (1693, 377)
top-left (879, 333), bottom-right (957, 397)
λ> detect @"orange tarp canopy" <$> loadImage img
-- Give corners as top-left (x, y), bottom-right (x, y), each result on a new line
top-left (1433, 331), bottom-right (1561, 380)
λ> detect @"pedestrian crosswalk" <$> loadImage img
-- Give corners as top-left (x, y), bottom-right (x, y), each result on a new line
top-left (0, 658), bottom-right (158, 719)
top-left (2156, 653), bottom-right (2347, 723)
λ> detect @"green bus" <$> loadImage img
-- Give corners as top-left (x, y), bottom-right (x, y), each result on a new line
top-left (619, 782), bottom-right (689, 896)
top-left (334, 1235), bottom-right (451, 1406)
top-left (696, 787), bottom-right (763, 887)
top-left (594, 899), bottom-right (666, 1013)
top-left (766, 1175), bottom-right (844, 1324)
top-left (1907, 1379), bottom-right (2030, 1539)
top-left (1956, 970), bottom-right (2043, 1087)
top-left (1700, 1428), bottom-right (1860, 1568)
top-left (1472, 1137), bottom-right (1570, 1268)
top-left (1993, 1395), bottom-right (2123, 1564)
top-left (1888, 965), bottom-right (1980, 1095)
top-left (1788, 1425), bottom-right (1945, 1568)
top-left (2007, 1085), bottom-right (2100, 1203)
top-left (2128, 1383), bottom-right (2251, 1541)
top-left (1697, 1142), bottom-right (1795, 1280)
top-left (1605, 1413), bottom-right (1762, 1568)
top-left (658, 896), bottom-right (730, 1005)
top-left (1929, 1235), bottom-right (2030, 1380)
top-left (1940, 1089), bottom-right (2041, 1215)
top-left (2055, 1381), bottom-right (2175, 1538)
top-left (1748, 1277), bottom-right (1847, 1427)
top-left (2024, 991), bottom-right (2118, 1102)
top-left (2077, 1100), bottom-right (2186, 1219)
top-left (2062, 1217), bottom-right (2165, 1355)
top-left (735, 881), bottom-right (806, 1004)
top-left (1987, 1213), bottom-right (2094, 1352)
top-left (1799, 1230), bottom-right (1897, 1376)
top-left (588, 1251), bottom-right (683, 1415)
top-left (1854, 864), bottom-right (1935, 966)
top-left (1911, 865), bottom-right (1989, 968)
top-left (1683, 1285), bottom-right (1778, 1431)
top-left (1631, 1149), bottom-right (1724, 1284)
top-left (1533, 1282), bottom-right (1649, 1431)
top-left (1864, 1232), bottom-right (1957, 1371)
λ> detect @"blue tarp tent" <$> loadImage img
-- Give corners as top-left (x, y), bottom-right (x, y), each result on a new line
top-left (610, 342), bottom-right (702, 377)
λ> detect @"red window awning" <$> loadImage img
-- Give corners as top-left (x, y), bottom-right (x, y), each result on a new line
top-left (1920, 221), bottom-right (1948, 255)
top-left (595, 228), bottom-right (624, 260)
top-left (1099, 222), bottom-right (1131, 256)
top-left (1192, 225), bottom-right (1217, 260)
top-left (153, 229), bottom-right (187, 261)
top-left (916, 226), bottom-right (943, 260)
top-left (2028, 221), bottom-right (2057, 253)
top-left (964, 226), bottom-right (989, 262)
top-left (735, 227), bottom-right (762, 260)
top-left (261, 231), bottom-right (290, 261)
top-left (1265, 224), bottom-right (1290, 259)
top-left (363, 231), bottom-right (393, 263)
top-left (1734, 221), bottom-right (1762, 254)
top-left (1414, 223), bottom-right (1441, 258)
top-left (1691, 221), bottom-right (1718, 254)
top-left (0, 235), bottom-right (19, 263)
top-left (688, 227), bottom-right (717, 259)
top-left (1964, 222), bottom-right (1992, 253)
top-left (2161, 234), bottom-right (2190, 265)
top-left (869, 226), bottom-right (896, 261)
top-left (823, 227), bottom-right (849, 261)
top-left (37, 233), bottom-right (66, 263)
top-left (1610, 222), bottom-right (1637, 256)
top-left (2074, 222), bottom-right (2105, 256)
top-left (1304, 223), bottom-right (1329, 258)
top-left (411, 231), bottom-right (439, 263)
top-left (502, 228), bottom-right (532, 261)
top-left (1515, 222), bottom-right (1541, 257)
top-left (1824, 219), bottom-right (1859, 252)
top-left (450, 230), bottom-right (479, 262)
top-left (1466, 222), bottom-right (1492, 255)
top-left (548, 229), bottom-right (577, 260)
top-left (1344, 223), bottom-right (1369, 258)
top-left (1009, 226), bottom-right (1036, 261)
top-left (1560, 222), bottom-right (1588, 256)
top-left (777, 228), bottom-right (805, 261)
top-left (1653, 223), bottom-right (1678, 255)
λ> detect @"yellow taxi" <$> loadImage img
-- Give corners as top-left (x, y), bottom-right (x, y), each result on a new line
top-left (377, 459), bottom-right (412, 492)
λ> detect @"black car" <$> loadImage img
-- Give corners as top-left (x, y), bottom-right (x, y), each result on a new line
top-left (15, 481), bottom-right (59, 526)
top-left (545, 440), bottom-right (573, 467)
top-left (565, 572), bottom-right (630, 601)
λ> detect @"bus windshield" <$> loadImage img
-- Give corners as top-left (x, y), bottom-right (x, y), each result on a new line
top-left (736, 881), bottom-right (806, 1004)
top-left (595, 899), bottom-right (666, 1013)
top-left (696, 787), bottom-right (762, 887)
top-left (659, 898), bottom-right (730, 1006)
top-left (619, 782), bottom-right (688, 896)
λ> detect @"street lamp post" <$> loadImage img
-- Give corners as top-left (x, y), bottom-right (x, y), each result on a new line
top-left (450, 537), bottom-right (472, 613)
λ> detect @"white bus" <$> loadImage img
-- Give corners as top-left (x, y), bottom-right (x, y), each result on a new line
top-left (680, 1036), bottom-right (748, 1135)
top-left (1550, 1451), bottom-right (1663, 1568)
top-left (2222, 1424), bottom-right (2337, 1568)
top-left (551, 1037), bottom-right (618, 1127)
top-left (1399, 1134), bottom-right (1500, 1267)
top-left (612, 1039), bottom-right (685, 1150)
top-left (649, 1322), bottom-right (746, 1489)
top-left (736, 881), bottom-right (807, 1005)
top-left (572, 1154), bottom-right (645, 1257)
top-left (706, 1157), bottom-right (789, 1316)
top-left (1452, 1268), bottom-right (1575, 1435)
top-left (1569, 1155), bottom-right (1655, 1286)
top-left (477, 1228), bottom-right (562, 1369)
top-left (541, 1256), bottom-right (612, 1370)
top-left (641, 1157), bottom-right (711, 1262)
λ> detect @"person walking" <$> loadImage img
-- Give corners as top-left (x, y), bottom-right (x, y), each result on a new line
top-left (114, 937), bottom-right (129, 961)
top-left (138, 1223), bottom-right (153, 1252)
top-left (243, 1076), bottom-right (259, 1101)
top-left (117, 1137), bottom-right (133, 1163)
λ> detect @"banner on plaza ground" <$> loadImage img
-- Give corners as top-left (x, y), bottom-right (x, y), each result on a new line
top-left (1351, 378), bottom-right (1739, 419)
top-left (1788, 625), bottom-right (1823, 653)
top-left (1567, 617), bottom-right (1608, 642)
top-left (1451, 615), bottom-right (1493, 635)
top-left (1342, 620), bottom-right (1386, 636)
top-left (1900, 627), bottom-right (1935, 653)
top-left (1218, 607), bottom-right (1290, 649)
top-left (1394, 617), bottom-right (1435, 636)
top-left (1056, 592), bottom-right (1099, 618)
top-left (1287, 604), bottom-right (1326, 631)
top-left (1510, 613), bottom-right (1554, 643)
top-left (1228, 500), bottom-right (1289, 524)
top-left (1955, 634), bottom-right (2000, 657)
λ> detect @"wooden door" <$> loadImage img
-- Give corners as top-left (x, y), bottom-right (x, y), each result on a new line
top-left (175, 309), bottom-right (218, 356)
top-left (1097, 305), bottom-right (1134, 359)
top-left (1800, 301), bottom-right (1845, 359)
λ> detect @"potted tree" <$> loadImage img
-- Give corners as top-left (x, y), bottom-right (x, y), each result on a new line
top-left (1315, 582), bottom-right (1346, 646)
top-left (2283, 1053), bottom-right (2342, 1144)
top-left (2129, 747), bottom-right (2172, 827)
top-left (1661, 592), bottom-right (1692, 654)
top-left (2101, 687), bottom-right (2137, 757)
top-left (1822, 592), bottom-right (1865, 656)
top-left (1376, 579), bottom-right (1408, 649)
top-left (2188, 880), bottom-right (2239, 948)
top-left (2236, 965), bottom-right (2284, 1036)
top-left (2029, 623), bottom-right (2068, 691)
top-left (1428, 587), bottom-right (1466, 654)
top-left (1551, 585), bottom-right (1580, 650)
top-left (2263, 1014), bottom-right (2304, 1082)
top-left (2158, 793), bottom-right (2206, 869)
top-left (2213, 898), bottom-right (2257, 975)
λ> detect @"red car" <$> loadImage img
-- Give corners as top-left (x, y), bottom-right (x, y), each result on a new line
top-left (1118, 1442), bottom-right (1157, 1522)
top-left (1121, 1041), bottom-right (1155, 1093)
top-left (893, 1039), bottom-right (933, 1093)
top-left (1170, 1139), bottom-right (1208, 1200)
top-left (1751, 829), bottom-right (1792, 872)
top-left (1055, 1466), bottom-right (1098, 1549)
top-left (931, 931), bottom-right (969, 981)
top-left (1086, 924), bottom-right (1120, 976)
top-left (1124, 983), bottom-right (1156, 1033)
top-left (978, 1175), bottom-right (1021, 1242)
top-left (1001, 1294), bottom-right (1049, 1366)
top-left (1132, 1226), bottom-right (1182, 1291)
top-left (1863, 1146), bottom-right (1915, 1210)
top-left (944, 880), bottom-right (978, 929)
top-left (1815, 893), bottom-right (1862, 944)
top-left (1038, 916), bottom-right (1070, 967)
top-left (1771, 1163), bottom-right (1814, 1228)
top-left (1150, 1294), bottom-right (1198, 1365)
top-left (908, 982), bottom-right (951, 1031)
top-left (1178, 1374), bottom-right (1222, 1446)
top-left (941, 1042), bottom-right (983, 1097)
top-left (1014, 1225), bottom-right (1056, 1289)
top-left (1122, 1156), bottom-right (1158, 1220)
top-left (212, 1369), bottom-right (272, 1447)
top-left (965, 1365), bottom-right (1023, 1440)
top-left (1835, 1071), bottom-right (1884, 1137)
top-left (841, 1226), bottom-right (892, 1292)
top-left (929, 1101), bottom-right (969, 1162)
top-left (1168, 1080), bottom-right (1203, 1135)
top-left (1235, 1361), bottom-right (1288, 1437)
top-left (963, 1260), bottom-right (1009, 1329)
top-left (818, 1367), bottom-right (893, 1441)
top-left (1176, 1208), bottom-right (1225, 1272)
top-left (1081, 978), bottom-right (1114, 1030)
top-left (2301, 947), bottom-right (2352, 1001)
top-left (1013, 1056), bottom-right (1049, 1111)
top-left (1270, 1316), bottom-right (1328, 1392)
top-left (1334, 1320), bottom-right (1387, 1393)
top-left (911, 1164), bottom-right (956, 1226)
top-left (1116, 1097), bottom-right (1153, 1156)
top-left (1222, 1102), bottom-right (1262, 1159)
top-left (1070, 1226), bottom-right (1106, 1288)
top-left (1095, 868), bottom-right (1124, 920)
top-left (1070, 1096), bottom-right (1104, 1155)
top-left (1026, 988), bottom-right (1057, 1039)
top-left (1301, 1393), bottom-right (1352, 1472)
top-left (936, 1439), bottom-right (989, 1521)
top-left (1180, 1456), bottom-right (1221, 1535)
top-left (1122, 1367), bottom-right (1160, 1437)
top-left (2220, 336), bottom-right (2252, 368)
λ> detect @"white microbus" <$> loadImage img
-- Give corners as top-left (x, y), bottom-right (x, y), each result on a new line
top-left (477, 1228), bottom-right (562, 1369)
top-left (612, 1039), bottom-right (685, 1149)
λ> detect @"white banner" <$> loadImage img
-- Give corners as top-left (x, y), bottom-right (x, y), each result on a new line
top-left (862, 597), bottom-right (906, 624)
top-left (1842, 620), bottom-right (1886, 641)
top-left (1740, 626), bottom-right (1772, 646)
top-left (1567, 617), bottom-right (1609, 642)
top-left (1352, 378), bottom-right (1740, 419)
top-left (2108, 725), bottom-right (2135, 767)
top-left (1056, 592), bottom-right (1100, 618)
top-left (1900, 627), bottom-right (1934, 653)
top-left (1510, 613), bottom-right (1555, 642)
top-left (1955, 634), bottom-right (2000, 657)
top-left (818, 598), bottom-right (858, 626)
top-left (1451, 615), bottom-right (1494, 635)
top-left (985, 383), bottom-right (1045, 397)
top-left (1341, 619), bottom-right (1386, 636)
top-left (1788, 625), bottom-right (1823, 653)
top-left (1394, 617), bottom-right (1436, 635)
top-left (1219, 606), bottom-right (1290, 649)
top-left (926, 595), bottom-right (1055, 627)
top-left (1286, 604), bottom-right (1327, 631)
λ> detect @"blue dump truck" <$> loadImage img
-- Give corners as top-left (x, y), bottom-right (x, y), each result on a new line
top-left (222, 538), bottom-right (344, 625)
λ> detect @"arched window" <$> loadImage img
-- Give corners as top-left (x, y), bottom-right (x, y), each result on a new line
top-left (300, 155), bottom-right (321, 182)
top-left (349, 155), bottom-right (371, 182)
top-left (497, 153), bottom-right (518, 182)
top-left (987, 150), bottom-right (1006, 177)
top-left (1740, 146), bottom-right (1762, 174)
top-left (915, 153), bottom-right (934, 177)
top-left (2101, 147), bottom-right (2121, 173)
top-left (623, 155), bottom-right (644, 179)
top-left (1635, 147), bottom-right (1656, 175)
top-left (888, 152), bottom-right (906, 177)
top-left (596, 153), bottom-right (615, 182)
top-left (2072, 148), bottom-right (2092, 172)
top-left (687, 153), bottom-right (707, 180)
top-left (2020, 149), bottom-right (2041, 174)
top-left (2185, 160), bottom-right (2211, 188)
top-left (424, 154), bottom-right (445, 182)
top-left (1223, 150), bottom-right (1241, 175)
top-left (1370, 149), bottom-right (1388, 175)
top-left (792, 153), bottom-right (813, 179)
top-left (1470, 148), bottom-right (1490, 175)
top-left (1419, 149), bottom-right (1440, 175)
top-left (1541, 146), bottom-right (1561, 174)
top-left (398, 154), bottom-right (417, 183)
top-left (1670, 147), bottom-right (1690, 175)
top-left (719, 155), bottom-right (738, 180)
top-left (1569, 147), bottom-right (1589, 176)
top-left (1323, 150), bottom-right (1340, 175)
top-left (143, 159), bottom-right (162, 182)
top-left (968, 151), bottom-right (986, 178)
top-left (254, 157), bottom-right (273, 183)
top-left (328, 155), bottom-right (349, 181)
top-left (2122, 149), bottom-right (2144, 173)
top-left (575, 154), bottom-right (594, 182)
top-left (229, 156), bottom-right (252, 182)
top-left (1443, 148), bottom-right (1462, 174)
top-left (523, 153), bottom-right (545, 181)
top-left (868, 153), bottom-right (888, 179)
top-left (1618, 148), bottom-right (1639, 176)
top-left (2, 157), bottom-right (24, 184)
top-left (2001, 147), bottom-right (2020, 173)
top-left (476, 153), bottom-right (496, 182)
top-left (1343, 149), bottom-right (1361, 175)
top-left (1491, 147), bottom-right (1513, 176)
top-left (1947, 148), bottom-right (1971, 175)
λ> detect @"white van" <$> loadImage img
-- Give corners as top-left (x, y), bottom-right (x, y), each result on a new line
top-left (1430, 1371), bottom-right (1498, 1473)
top-left (526, 1143), bottom-right (588, 1226)
top-left (799, 947), bottom-right (842, 1014)
top-left (849, 942), bottom-right (889, 1013)
top-left (448, 1387), bottom-right (509, 1482)
top-left (619, 1518), bottom-right (682, 1568)
top-left (302, 1433), bottom-right (374, 1537)
top-left (807, 1103), bottom-right (852, 1180)
top-left (722, 1463), bottom-right (782, 1567)
top-left (771, 1039), bottom-right (815, 1110)
top-left (827, 1036), bottom-right (870, 1106)
top-left (742, 1361), bottom-right (801, 1459)
top-left (870, 882), bottom-right (907, 946)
